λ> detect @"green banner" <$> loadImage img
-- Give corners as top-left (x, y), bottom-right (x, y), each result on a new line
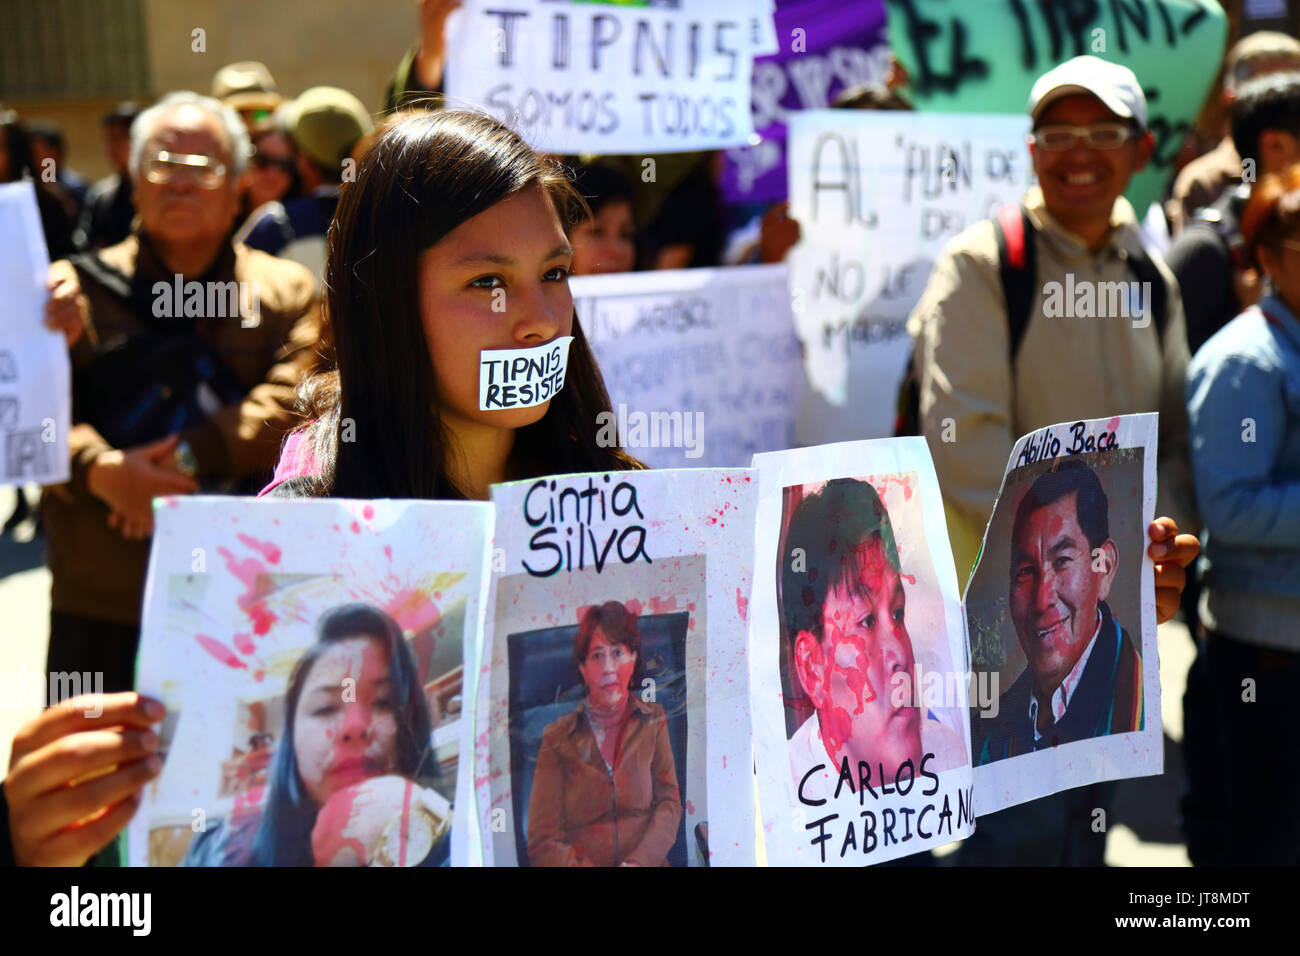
top-left (886, 0), bottom-right (1228, 217)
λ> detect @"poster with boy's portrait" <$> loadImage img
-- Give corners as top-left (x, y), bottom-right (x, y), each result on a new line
top-left (750, 438), bottom-right (974, 866)
top-left (128, 497), bottom-right (493, 867)
top-left (478, 469), bottom-right (757, 866)
top-left (966, 414), bottom-right (1162, 814)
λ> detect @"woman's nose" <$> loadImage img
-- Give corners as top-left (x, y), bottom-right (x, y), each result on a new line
top-left (511, 281), bottom-right (564, 345)
top-left (339, 704), bottom-right (371, 740)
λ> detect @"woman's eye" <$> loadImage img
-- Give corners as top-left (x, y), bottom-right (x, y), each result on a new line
top-left (470, 275), bottom-right (504, 290)
top-left (312, 705), bottom-right (338, 718)
top-left (544, 266), bottom-right (569, 282)
top-left (892, 607), bottom-right (906, 624)
top-left (861, 613), bottom-right (876, 629)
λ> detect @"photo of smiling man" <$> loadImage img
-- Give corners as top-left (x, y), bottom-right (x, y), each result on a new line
top-left (977, 459), bottom-right (1144, 763)
top-left (779, 477), bottom-right (967, 803)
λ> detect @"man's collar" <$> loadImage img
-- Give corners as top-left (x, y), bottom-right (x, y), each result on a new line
top-left (1028, 606), bottom-right (1105, 740)
top-left (133, 228), bottom-right (238, 284)
top-left (1022, 185), bottom-right (1143, 259)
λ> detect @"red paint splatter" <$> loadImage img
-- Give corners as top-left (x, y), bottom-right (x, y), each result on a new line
top-left (350, 521), bottom-right (361, 534)
top-left (685, 800), bottom-right (696, 815)
top-left (384, 546), bottom-right (393, 561)
top-left (363, 505), bottom-right (375, 521)
top-left (233, 632), bottom-right (255, 655)
top-left (736, 588), bottom-right (749, 622)
top-left (647, 596), bottom-right (678, 614)
top-left (196, 634), bottom-right (247, 669)
top-left (236, 533), bottom-right (281, 564)
top-left (386, 589), bottom-right (441, 634)
top-left (624, 599), bottom-right (644, 617)
top-left (901, 573), bottom-right (916, 586)
top-left (218, 546), bottom-right (278, 636)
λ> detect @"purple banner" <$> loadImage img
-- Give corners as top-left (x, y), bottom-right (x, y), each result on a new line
top-left (721, 0), bottom-right (890, 206)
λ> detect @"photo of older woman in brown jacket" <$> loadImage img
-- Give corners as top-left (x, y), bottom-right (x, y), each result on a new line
top-left (526, 601), bottom-right (683, 867)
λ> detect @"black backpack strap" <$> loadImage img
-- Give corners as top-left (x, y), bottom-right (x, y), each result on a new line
top-left (994, 204), bottom-right (1038, 363)
top-left (67, 250), bottom-right (132, 302)
top-left (1122, 245), bottom-right (1169, 343)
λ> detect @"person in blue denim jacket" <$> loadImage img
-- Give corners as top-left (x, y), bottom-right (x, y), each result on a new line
top-left (1182, 164), bottom-right (1300, 867)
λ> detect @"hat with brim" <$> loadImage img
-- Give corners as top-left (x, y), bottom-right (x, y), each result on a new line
top-left (281, 86), bottom-right (375, 170)
top-left (1028, 55), bottom-right (1148, 130)
top-left (223, 90), bottom-right (283, 115)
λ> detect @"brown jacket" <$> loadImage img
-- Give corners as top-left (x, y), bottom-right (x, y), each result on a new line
top-left (526, 697), bottom-right (682, 867)
top-left (42, 233), bottom-right (323, 625)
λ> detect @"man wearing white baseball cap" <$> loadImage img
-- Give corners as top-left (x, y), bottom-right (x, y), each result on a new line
top-left (906, 55), bottom-right (1197, 865)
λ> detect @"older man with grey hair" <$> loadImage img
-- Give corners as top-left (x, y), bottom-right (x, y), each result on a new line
top-left (41, 91), bottom-right (323, 693)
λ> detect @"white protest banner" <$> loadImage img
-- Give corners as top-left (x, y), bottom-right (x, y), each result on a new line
top-left (480, 335), bottom-right (572, 410)
top-left (445, 0), bottom-right (758, 154)
top-left (966, 413), bottom-right (1161, 814)
top-left (477, 468), bottom-right (757, 866)
top-left (749, 437), bottom-right (975, 866)
top-left (0, 181), bottom-right (70, 486)
top-left (575, 264), bottom-right (800, 469)
top-left (786, 111), bottom-right (1032, 443)
top-left (128, 496), bottom-right (494, 867)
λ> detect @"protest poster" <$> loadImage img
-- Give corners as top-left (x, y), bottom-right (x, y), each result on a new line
top-left (127, 497), bottom-right (494, 867)
top-left (965, 413), bottom-right (1161, 814)
top-left (0, 181), bottom-right (70, 486)
top-left (749, 438), bottom-right (975, 866)
top-left (885, 0), bottom-right (1228, 216)
top-left (722, 0), bottom-right (891, 206)
top-left (574, 264), bottom-right (801, 469)
top-left (786, 110), bottom-right (1032, 441)
top-left (476, 468), bottom-right (757, 866)
top-left (444, 0), bottom-right (762, 154)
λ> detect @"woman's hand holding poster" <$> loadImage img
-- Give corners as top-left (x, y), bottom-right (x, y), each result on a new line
top-left (127, 414), bottom-right (1161, 865)
top-left (127, 497), bottom-right (493, 867)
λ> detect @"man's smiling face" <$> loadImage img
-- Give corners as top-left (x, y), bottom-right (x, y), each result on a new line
top-left (1009, 491), bottom-right (1114, 697)
top-left (1030, 94), bottom-right (1151, 235)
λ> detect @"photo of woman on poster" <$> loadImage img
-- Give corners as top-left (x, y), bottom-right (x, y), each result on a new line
top-left (526, 601), bottom-right (683, 866)
top-left (183, 603), bottom-right (449, 866)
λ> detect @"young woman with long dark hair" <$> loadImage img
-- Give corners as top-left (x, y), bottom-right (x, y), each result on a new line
top-left (265, 109), bottom-right (641, 500)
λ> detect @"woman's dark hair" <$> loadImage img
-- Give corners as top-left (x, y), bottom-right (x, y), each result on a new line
top-left (570, 162), bottom-right (634, 219)
top-left (248, 603), bottom-right (436, 866)
top-left (574, 600), bottom-right (643, 691)
top-left (1240, 162), bottom-right (1300, 269)
top-left (295, 109), bottom-right (641, 499)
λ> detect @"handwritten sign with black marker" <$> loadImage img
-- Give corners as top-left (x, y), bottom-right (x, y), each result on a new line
top-left (786, 110), bottom-right (1031, 442)
top-left (445, 0), bottom-right (763, 154)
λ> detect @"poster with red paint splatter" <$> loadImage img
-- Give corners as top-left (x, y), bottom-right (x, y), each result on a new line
top-left (126, 496), bottom-right (494, 867)
top-left (750, 437), bottom-right (975, 865)
top-left (477, 469), bottom-right (758, 866)
top-left (966, 413), bottom-right (1161, 815)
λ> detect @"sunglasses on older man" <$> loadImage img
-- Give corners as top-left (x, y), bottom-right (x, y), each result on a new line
top-left (143, 149), bottom-right (227, 188)
top-left (1028, 121), bottom-right (1136, 151)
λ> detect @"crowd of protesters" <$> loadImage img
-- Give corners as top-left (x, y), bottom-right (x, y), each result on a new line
top-left (0, 6), bottom-right (1295, 869)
